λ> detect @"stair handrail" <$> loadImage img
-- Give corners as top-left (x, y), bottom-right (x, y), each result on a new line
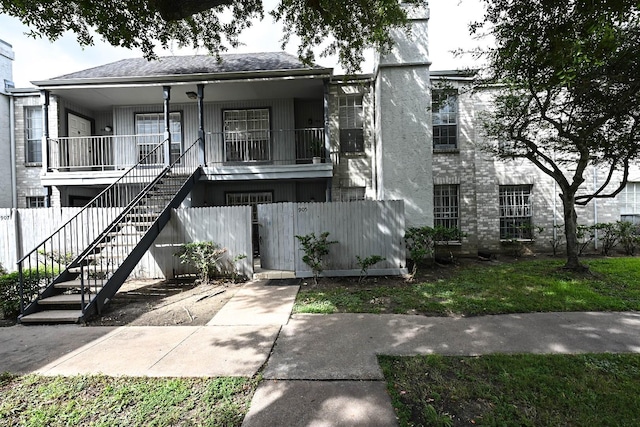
top-left (18, 138), bottom-right (170, 314)
top-left (76, 137), bottom-right (202, 313)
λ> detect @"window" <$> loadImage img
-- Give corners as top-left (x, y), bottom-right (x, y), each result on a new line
top-left (339, 95), bottom-right (364, 153)
top-left (619, 182), bottom-right (640, 223)
top-left (499, 185), bottom-right (533, 239)
top-left (135, 112), bottom-right (182, 164)
top-left (434, 185), bottom-right (459, 230)
top-left (25, 107), bottom-right (43, 163)
top-left (334, 187), bottom-right (366, 202)
top-left (223, 109), bottom-right (271, 162)
top-left (432, 91), bottom-right (458, 150)
top-left (226, 191), bottom-right (273, 223)
top-left (26, 196), bottom-right (45, 208)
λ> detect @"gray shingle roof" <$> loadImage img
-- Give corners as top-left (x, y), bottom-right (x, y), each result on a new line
top-left (52, 52), bottom-right (323, 80)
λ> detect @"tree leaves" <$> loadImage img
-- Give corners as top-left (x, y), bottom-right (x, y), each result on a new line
top-left (0, 0), bottom-right (425, 72)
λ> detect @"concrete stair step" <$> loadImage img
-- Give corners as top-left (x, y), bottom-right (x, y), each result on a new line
top-left (20, 310), bottom-right (84, 324)
top-left (38, 294), bottom-right (95, 305)
top-left (68, 265), bottom-right (114, 275)
top-left (53, 280), bottom-right (102, 292)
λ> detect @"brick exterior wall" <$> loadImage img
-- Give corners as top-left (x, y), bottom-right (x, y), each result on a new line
top-left (12, 94), bottom-right (61, 208)
top-left (432, 79), bottom-right (633, 256)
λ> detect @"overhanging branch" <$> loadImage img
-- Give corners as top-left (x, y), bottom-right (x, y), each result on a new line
top-left (151, 0), bottom-right (235, 21)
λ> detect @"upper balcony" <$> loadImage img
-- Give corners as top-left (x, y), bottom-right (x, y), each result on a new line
top-left (42, 128), bottom-right (332, 186)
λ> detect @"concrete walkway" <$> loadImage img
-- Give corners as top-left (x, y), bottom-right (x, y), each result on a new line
top-left (1, 279), bottom-right (639, 426)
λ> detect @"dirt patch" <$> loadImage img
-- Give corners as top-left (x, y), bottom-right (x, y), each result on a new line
top-left (85, 279), bottom-right (245, 326)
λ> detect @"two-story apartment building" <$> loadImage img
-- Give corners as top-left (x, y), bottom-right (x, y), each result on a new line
top-left (4, 5), bottom-right (640, 257)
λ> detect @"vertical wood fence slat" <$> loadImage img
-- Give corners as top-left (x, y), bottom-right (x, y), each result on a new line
top-left (258, 200), bottom-right (406, 276)
top-left (0, 206), bottom-right (253, 279)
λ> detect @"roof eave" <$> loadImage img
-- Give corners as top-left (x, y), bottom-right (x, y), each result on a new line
top-left (32, 67), bottom-right (334, 88)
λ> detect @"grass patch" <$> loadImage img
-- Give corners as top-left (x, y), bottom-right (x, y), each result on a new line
top-left (0, 374), bottom-right (259, 426)
top-left (379, 353), bottom-right (640, 427)
top-left (294, 258), bottom-right (640, 315)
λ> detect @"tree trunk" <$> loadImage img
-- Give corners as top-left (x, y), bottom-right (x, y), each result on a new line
top-left (560, 191), bottom-right (587, 271)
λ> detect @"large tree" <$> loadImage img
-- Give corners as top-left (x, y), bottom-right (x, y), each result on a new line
top-left (475, 0), bottom-right (640, 270)
top-left (0, 0), bottom-right (424, 71)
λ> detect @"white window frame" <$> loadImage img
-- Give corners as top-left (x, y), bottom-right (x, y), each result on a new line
top-left (499, 185), bottom-right (533, 239)
top-left (25, 106), bottom-right (43, 164)
top-left (226, 191), bottom-right (273, 223)
top-left (223, 108), bottom-right (271, 162)
top-left (619, 182), bottom-right (640, 223)
top-left (135, 112), bottom-right (182, 164)
top-left (339, 95), bottom-right (364, 153)
top-left (26, 196), bottom-right (45, 208)
top-left (434, 184), bottom-right (460, 231)
top-left (432, 91), bottom-right (458, 150)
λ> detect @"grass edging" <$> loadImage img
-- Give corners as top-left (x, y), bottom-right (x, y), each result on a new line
top-left (0, 373), bottom-right (260, 427)
top-left (379, 353), bottom-right (640, 427)
top-left (294, 258), bottom-right (640, 315)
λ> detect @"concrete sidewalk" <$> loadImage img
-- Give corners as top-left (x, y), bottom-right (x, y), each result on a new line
top-left (241, 310), bottom-right (640, 426)
top-left (1, 279), bottom-right (639, 426)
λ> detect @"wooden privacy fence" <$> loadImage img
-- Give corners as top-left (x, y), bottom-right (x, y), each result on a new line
top-left (0, 206), bottom-right (253, 279)
top-left (258, 201), bottom-right (407, 277)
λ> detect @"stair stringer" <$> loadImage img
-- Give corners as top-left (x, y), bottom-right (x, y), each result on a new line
top-left (79, 167), bottom-right (202, 321)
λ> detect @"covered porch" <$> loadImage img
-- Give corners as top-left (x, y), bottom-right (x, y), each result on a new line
top-left (36, 62), bottom-right (333, 187)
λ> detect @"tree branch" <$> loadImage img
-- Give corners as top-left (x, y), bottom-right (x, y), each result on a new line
top-left (151, 0), bottom-right (240, 21)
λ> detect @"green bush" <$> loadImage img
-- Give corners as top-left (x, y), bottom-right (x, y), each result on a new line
top-left (404, 226), bottom-right (465, 278)
top-left (176, 241), bottom-right (227, 284)
top-left (617, 221), bottom-right (640, 255)
top-left (0, 268), bottom-right (57, 319)
top-left (295, 232), bottom-right (337, 284)
top-left (356, 255), bottom-right (386, 283)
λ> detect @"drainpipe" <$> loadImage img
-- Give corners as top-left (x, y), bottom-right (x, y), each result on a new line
top-left (197, 84), bottom-right (205, 166)
top-left (323, 79), bottom-right (332, 201)
top-left (162, 86), bottom-right (171, 167)
top-left (9, 94), bottom-right (16, 208)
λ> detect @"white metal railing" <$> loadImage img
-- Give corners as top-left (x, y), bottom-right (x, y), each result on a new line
top-left (204, 128), bottom-right (327, 166)
top-left (47, 129), bottom-right (329, 172)
top-left (47, 134), bottom-right (165, 171)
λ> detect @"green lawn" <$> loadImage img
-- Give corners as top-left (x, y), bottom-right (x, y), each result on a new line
top-left (379, 353), bottom-right (640, 427)
top-left (294, 257), bottom-right (640, 315)
top-left (0, 374), bottom-right (259, 427)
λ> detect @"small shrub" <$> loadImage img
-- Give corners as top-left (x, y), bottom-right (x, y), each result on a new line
top-left (577, 224), bottom-right (596, 256)
top-left (549, 224), bottom-right (564, 256)
top-left (230, 253), bottom-right (247, 283)
top-left (595, 222), bottom-right (619, 256)
top-left (38, 250), bottom-right (75, 266)
top-left (405, 226), bottom-right (465, 280)
top-left (176, 241), bottom-right (227, 284)
top-left (617, 221), bottom-right (640, 255)
top-left (501, 224), bottom-right (544, 257)
top-left (356, 255), bottom-right (386, 283)
top-left (295, 232), bottom-right (337, 284)
top-left (0, 268), bottom-right (56, 318)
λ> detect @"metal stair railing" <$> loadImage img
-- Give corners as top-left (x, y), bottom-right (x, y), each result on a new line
top-left (77, 138), bottom-right (202, 317)
top-left (17, 138), bottom-right (170, 315)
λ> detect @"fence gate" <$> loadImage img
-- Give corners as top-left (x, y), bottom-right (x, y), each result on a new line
top-left (257, 203), bottom-right (295, 271)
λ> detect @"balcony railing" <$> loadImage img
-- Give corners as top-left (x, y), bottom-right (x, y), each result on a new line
top-left (46, 129), bottom-right (328, 172)
top-left (205, 128), bottom-right (327, 166)
top-left (47, 134), bottom-right (166, 172)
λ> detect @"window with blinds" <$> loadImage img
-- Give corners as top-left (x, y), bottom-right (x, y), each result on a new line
top-left (339, 95), bottom-right (364, 153)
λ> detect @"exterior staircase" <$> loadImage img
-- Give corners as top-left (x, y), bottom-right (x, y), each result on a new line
top-left (17, 139), bottom-right (202, 324)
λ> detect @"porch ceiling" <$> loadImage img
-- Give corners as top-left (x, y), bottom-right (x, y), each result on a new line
top-left (45, 77), bottom-right (326, 110)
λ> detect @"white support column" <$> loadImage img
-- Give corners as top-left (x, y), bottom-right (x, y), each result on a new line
top-left (162, 86), bottom-right (171, 166)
